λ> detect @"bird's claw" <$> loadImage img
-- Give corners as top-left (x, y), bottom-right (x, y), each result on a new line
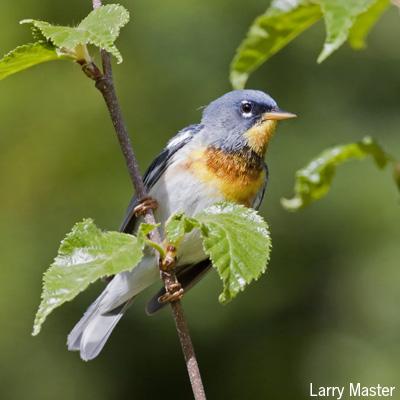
top-left (133, 196), bottom-right (158, 217)
top-left (158, 282), bottom-right (184, 304)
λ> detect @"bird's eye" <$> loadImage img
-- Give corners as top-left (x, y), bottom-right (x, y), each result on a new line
top-left (240, 101), bottom-right (253, 117)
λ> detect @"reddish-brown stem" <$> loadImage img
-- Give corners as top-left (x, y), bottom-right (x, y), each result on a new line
top-left (87, 1), bottom-right (206, 398)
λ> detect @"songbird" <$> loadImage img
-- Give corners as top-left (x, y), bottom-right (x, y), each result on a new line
top-left (67, 89), bottom-right (296, 360)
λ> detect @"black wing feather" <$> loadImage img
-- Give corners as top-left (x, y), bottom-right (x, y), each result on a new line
top-left (119, 124), bottom-right (203, 233)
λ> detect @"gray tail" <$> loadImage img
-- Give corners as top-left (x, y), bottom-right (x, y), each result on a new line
top-left (67, 292), bottom-right (133, 361)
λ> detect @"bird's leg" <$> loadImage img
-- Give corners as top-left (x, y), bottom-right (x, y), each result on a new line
top-left (133, 196), bottom-right (159, 217)
top-left (158, 245), bottom-right (184, 303)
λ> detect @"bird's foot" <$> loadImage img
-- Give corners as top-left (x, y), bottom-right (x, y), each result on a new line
top-left (133, 196), bottom-right (158, 217)
top-left (158, 282), bottom-right (184, 304)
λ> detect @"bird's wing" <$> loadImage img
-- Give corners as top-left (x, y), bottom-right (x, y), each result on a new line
top-left (119, 124), bottom-right (203, 233)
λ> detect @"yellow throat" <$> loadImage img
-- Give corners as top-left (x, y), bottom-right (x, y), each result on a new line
top-left (243, 119), bottom-right (277, 156)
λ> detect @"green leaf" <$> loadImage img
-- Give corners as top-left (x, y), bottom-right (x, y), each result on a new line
top-left (20, 21), bottom-right (90, 53)
top-left (196, 203), bottom-right (271, 304)
top-left (21, 4), bottom-right (130, 63)
top-left (317, 0), bottom-right (378, 63)
top-left (137, 222), bottom-right (160, 242)
top-left (348, 0), bottom-right (390, 49)
top-left (136, 222), bottom-right (165, 257)
top-left (32, 219), bottom-right (153, 335)
top-left (165, 213), bottom-right (200, 246)
top-left (78, 3), bottom-right (130, 62)
top-left (165, 204), bottom-right (272, 303)
top-left (230, 0), bottom-right (389, 84)
top-left (0, 42), bottom-right (70, 81)
top-left (30, 25), bottom-right (49, 42)
top-left (282, 136), bottom-right (394, 211)
top-left (230, 0), bottom-right (322, 89)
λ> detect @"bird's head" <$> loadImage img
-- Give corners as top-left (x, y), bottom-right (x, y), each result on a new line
top-left (201, 89), bottom-right (296, 156)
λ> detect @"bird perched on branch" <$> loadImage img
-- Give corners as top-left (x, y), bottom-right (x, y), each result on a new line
top-left (68, 89), bottom-right (296, 360)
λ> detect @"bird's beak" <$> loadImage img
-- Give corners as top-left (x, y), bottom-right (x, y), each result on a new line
top-left (262, 109), bottom-right (297, 121)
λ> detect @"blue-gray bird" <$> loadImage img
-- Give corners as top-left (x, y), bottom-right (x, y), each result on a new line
top-left (67, 89), bottom-right (296, 360)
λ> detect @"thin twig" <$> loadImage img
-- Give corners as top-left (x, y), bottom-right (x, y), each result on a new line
top-left (86, 1), bottom-right (206, 398)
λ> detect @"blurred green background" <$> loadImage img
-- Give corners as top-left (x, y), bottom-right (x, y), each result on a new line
top-left (1, 1), bottom-right (399, 399)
